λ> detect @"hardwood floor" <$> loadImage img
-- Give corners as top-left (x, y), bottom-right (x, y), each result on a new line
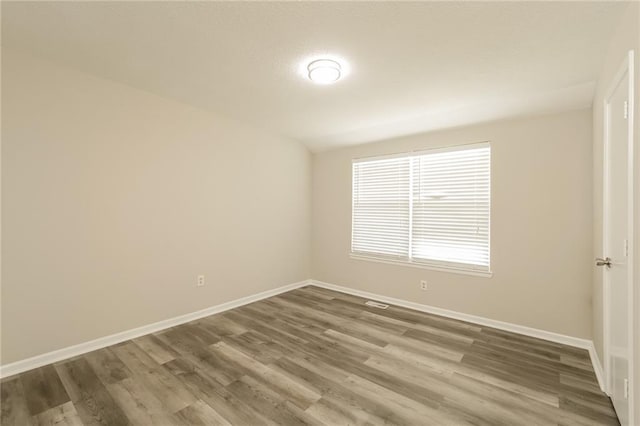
top-left (1, 285), bottom-right (618, 425)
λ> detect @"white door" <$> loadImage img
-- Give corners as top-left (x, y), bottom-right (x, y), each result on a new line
top-left (602, 50), bottom-right (634, 426)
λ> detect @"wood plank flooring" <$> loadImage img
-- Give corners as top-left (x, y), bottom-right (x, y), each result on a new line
top-left (1, 285), bottom-right (619, 425)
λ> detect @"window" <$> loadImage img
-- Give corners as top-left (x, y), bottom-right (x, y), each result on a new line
top-left (351, 142), bottom-right (490, 275)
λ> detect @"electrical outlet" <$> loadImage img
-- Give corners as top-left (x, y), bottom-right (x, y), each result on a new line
top-left (197, 275), bottom-right (205, 287)
top-left (420, 280), bottom-right (428, 290)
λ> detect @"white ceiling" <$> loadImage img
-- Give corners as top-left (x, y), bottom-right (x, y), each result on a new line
top-left (2, 1), bottom-right (626, 152)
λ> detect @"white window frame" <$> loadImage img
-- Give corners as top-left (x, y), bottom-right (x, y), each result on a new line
top-left (350, 142), bottom-right (492, 278)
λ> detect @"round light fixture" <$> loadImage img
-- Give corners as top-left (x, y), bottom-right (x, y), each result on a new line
top-left (307, 59), bottom-right (342, 84)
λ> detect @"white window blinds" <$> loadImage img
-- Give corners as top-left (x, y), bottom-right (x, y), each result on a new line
top-left (352, 156), bottom-right (411, 258)
top-left (351, 143), bottom-right (490, 273)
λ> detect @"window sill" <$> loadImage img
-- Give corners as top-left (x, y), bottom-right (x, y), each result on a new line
top-left (349, 253), bottom-right (493, 278)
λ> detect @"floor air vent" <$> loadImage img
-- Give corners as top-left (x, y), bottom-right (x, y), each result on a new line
top-left (365, 300), bottom-right (389, 309)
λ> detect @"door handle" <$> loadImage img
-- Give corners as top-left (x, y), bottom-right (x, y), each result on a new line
top-left (595, 257), bottom-right (612, 268)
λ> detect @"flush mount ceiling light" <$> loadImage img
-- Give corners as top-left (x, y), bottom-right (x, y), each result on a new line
top-left (307, 59), bottom-right (342, 84)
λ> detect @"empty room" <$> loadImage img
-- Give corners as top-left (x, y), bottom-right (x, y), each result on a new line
top-left (1, 1), bottom-right (639, 425)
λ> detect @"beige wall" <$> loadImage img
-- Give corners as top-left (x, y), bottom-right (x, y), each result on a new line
top-left (312, 110), bottom-right (593, 339)
top-left (1, 50), bottom-right (311, 364)
top-left (591, 1), bottom-right (640, 416)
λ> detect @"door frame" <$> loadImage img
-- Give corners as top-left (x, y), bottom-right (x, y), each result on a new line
top-left (602, 49), bottom-right (635, 425)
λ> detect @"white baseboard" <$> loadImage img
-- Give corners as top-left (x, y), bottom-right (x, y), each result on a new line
top-left (586, 342), bottom-right (606, 393)
top-left (0, 280), bottom-right (309, 379)
top-left (309, 279), bottom-right (606, 392)
top-left (0, 277), bottom-right (607, 394)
